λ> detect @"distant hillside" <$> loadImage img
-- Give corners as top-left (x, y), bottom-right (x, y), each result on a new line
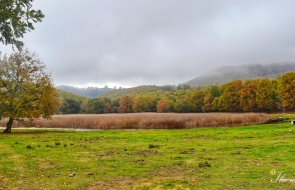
top-left (187, 63), bottom-right (295, 87)
top-left (57, 89), bottom-right (87, 102)
top-left (99, 85), bottom-right (176, 99)
top-left (56, 85), bottom-right (113, 98)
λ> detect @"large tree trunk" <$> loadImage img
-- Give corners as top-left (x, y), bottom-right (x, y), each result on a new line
top-left (3, 118), bottom-right (14, 133)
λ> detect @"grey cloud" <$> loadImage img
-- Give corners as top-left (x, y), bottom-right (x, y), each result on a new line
top-left (2, 0), bottom-right (295, 87)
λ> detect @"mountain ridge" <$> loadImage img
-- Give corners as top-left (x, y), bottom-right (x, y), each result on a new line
top-left (56, 62), bottom-right (295, 99)
top-left (186, 62), bottom-right (295, 87)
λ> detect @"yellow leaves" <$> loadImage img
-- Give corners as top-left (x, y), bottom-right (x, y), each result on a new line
top-left (278, 72), bottom-right (295, 109)
top-left (0, 50), bottom-right (59, 121)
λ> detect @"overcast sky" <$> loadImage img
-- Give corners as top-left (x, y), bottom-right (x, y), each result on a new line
top-left (2, 0), bottom-right (295, 88)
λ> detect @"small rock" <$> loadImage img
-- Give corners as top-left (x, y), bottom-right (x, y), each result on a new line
top-left (69, 173), bottom-right (75, 177)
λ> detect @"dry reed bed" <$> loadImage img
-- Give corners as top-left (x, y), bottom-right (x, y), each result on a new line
top-left (0, 113), bottom-right (272, 129)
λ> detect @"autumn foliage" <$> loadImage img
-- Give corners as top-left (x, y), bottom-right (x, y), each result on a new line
top-left (118, 96), bottom-right (134, 113)
top-left (52, 72), bottom-right (295, 115)
top-left (0, 50), bottom-right (59, 133)
top-left (278, 72), bottom-right (295, 110)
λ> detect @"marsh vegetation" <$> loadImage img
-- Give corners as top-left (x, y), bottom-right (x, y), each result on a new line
top-left (1, 113), bottom-right (271, 130)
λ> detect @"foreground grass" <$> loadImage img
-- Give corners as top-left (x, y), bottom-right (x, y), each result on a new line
top-left (1, 116), bottom-right (295, 189)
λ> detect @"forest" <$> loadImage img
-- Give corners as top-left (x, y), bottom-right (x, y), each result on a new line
top-left (56, 72), bottom-right (295, 114)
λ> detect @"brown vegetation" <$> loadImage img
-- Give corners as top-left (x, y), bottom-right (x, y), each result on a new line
top-left (0, 113), bottom-right (272, 130)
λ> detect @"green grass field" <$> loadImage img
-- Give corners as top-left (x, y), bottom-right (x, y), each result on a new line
top-left (1, 115), bottom-right (295, 189)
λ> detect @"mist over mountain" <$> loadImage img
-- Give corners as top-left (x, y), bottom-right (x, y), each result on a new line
top-left (186, 63), bottom-right (295, 87)
top-left (56, 85), bottom-right (113, 98)
top-left (57, 63), bottom-right (295, 98)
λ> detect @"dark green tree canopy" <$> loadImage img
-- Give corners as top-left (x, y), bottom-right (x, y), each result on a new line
top-left (0, 0), bottom-right (44, 50)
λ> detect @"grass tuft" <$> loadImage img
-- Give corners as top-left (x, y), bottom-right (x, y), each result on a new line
top-left (198, 161), bottom-right (211, 168)
top-left (149, 144), bottom-right (160, 148)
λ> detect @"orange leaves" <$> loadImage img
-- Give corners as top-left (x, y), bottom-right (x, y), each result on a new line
top-left (118, 96), bottom-right (134, 113)
top-left (203, 93), bottom-right (213, 112)
top-left (157, 99), bottom-right (172, 113)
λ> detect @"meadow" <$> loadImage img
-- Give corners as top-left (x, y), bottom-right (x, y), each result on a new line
top-left (0, 113), bottom-right (295, 189)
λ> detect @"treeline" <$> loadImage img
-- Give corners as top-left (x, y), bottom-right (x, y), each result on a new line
top-left (56, 72), bottom-right (295, 114)
top-left (56, 85), bottom-right (114, 98)
top-left (100, 85), bottom-right (177, 99)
